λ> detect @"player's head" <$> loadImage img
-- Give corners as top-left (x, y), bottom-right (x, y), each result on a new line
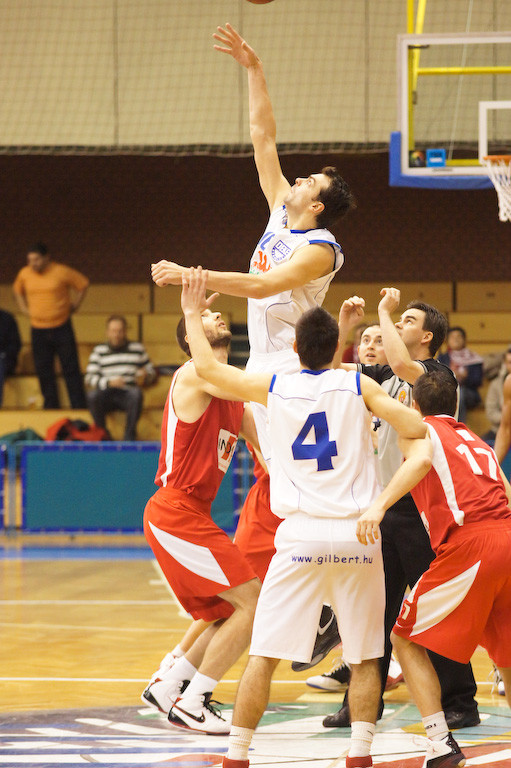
top-left (176, 310), bottom-right (232, 358)
top-left (358, 324), bottom-right (387, 365)
top-left (396, 301), bottom-right (448, 358)
top-left (284, 167), bottom-right (355, 229)
top-left (413, 368), bottom-right (457, 417)
top-left (314, 167), bottom-right (356, 228)
top-left (295, 306), bottom-right (339, 370)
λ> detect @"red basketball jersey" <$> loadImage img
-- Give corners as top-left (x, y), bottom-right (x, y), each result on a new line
top-left (411, 414), bottom-right (511, 551)
top-left (155, 361), bottom-right (244, 503)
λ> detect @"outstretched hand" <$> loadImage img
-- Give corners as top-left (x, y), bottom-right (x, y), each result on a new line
top-left (338, 295), bottom-right (365, 330)
top-left (213, 23), bottom-right (260, 69)
top-left (180, 266), bottom-right (219, 314)
top-left (379, 287), bottom-right (400, 315)
top-left (151, 260), bottom-right (184, 287)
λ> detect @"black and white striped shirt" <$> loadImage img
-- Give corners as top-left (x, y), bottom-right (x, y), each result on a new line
top-left (85, 341), bottom-right (156, 390)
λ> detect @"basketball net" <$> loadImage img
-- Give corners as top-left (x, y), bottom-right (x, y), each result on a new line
top-left (483, 155), bottom-right (511, 222)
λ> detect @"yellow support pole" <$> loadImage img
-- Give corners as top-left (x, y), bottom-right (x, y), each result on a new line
top-left (407, 0), bottom-right (428, 151)
top-left (417, 65), bottom-right (511, 76)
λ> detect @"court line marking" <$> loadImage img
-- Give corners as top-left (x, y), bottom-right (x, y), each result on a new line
top-left (0, 600), bottom-right (174, 605)
top-left (0, 677), bottom-right (308, 684)
top-left (0, 622), bottom-right (172, 633)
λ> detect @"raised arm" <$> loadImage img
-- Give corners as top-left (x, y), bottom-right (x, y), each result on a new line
top-left (378, 287), bottom-right (425, 384)
top-left (333, 295), bottom-right (365, 368)
top-left (360, 374), bottom-right (426, 440)
top-left (181, 267), bottom-right (272, 405)
top-left (213, 23), bottom-right (290, 211)
top-left (152, 242), bottom-right (333, 296)
top-left (357, 435), bottom-right (432, 545)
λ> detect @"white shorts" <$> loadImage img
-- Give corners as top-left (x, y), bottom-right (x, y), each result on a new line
top-left (249, 512), bottom-right (385, 665)
top-left (246, 349), bottom-right (300, 463)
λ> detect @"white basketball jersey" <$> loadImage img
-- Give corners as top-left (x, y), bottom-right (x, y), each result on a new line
top-left (266, 368), bottom-right (380, 519)
top-left (247, 206), bottom-right (343, 355)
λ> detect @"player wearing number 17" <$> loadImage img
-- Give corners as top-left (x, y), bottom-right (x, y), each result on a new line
top-left (181, 267), bottom-right (426, 768)
top-left (358, 368), bottom-right (511, 768)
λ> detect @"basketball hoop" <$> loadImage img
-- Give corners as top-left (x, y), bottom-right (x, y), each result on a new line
top-left (483, 155), bottom-right (511, 222)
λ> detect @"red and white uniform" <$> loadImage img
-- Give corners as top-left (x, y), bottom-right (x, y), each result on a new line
top-left (144, 362), bottom-right (256, 622)
top-left (234, 445), bottom-right (280, 581)
top-left (393, 415), bottom-right (511, 667)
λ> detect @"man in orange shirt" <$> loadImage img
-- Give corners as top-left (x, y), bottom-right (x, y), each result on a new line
top-left (13, 242), bottom-right (89, 409)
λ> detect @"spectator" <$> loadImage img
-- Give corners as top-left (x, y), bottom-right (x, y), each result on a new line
top-left (483, 347), bottom-right (511, 444)
top-left (85, 315), bottom-right (156, 440)
top-left (438, 326), bottom-right (483, 423)
top-left (12, 242), bottom-right (88, 409)
top-left (0, 309), bottom-right (21, 407)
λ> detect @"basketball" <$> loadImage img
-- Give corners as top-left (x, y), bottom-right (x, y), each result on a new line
top-left (246, 0), bottom-right (275, 4)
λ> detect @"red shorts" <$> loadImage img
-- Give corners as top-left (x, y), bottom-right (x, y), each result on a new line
top-left (144, 485), bottom-right (257, 622)
top-left (234, 473), bottom-right (281, 581)
top-left (393, 521), bottom-right (511, 667)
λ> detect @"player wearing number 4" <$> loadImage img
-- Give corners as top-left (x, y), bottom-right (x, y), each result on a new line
top-left (181, 267), bottom-right (426, 768)
top-left (357, 367), bottom-right (511, 768)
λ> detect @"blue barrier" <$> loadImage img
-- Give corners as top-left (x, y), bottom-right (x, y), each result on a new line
top-left (8, 441), bottom-right (242, 533)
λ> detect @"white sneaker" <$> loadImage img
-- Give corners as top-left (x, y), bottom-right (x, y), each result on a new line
top-left (306, 661), bottom-right (351, 691)
top-left (141, 677), bottom-right (189, 714)
top-left (421, 733), bottom-right (466, 768)
top-left (168, 693), bottom-right (231, 734)
top-left (492, 664), bottom-right (506, 696)
top-left (149, 652), bottom-right (179, 684)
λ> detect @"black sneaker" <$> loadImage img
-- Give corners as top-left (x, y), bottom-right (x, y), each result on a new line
top-left (423, 732), bottom-right (466, 768)
top-left (306, 662), bottom-right (351, 691)
top-left (291, 605), bottom-right (341, 672)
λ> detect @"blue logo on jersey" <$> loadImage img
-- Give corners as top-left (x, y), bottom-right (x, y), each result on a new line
top-left (272, 240), bottom-right (291, 262)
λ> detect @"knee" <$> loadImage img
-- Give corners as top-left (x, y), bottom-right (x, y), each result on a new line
top-left (87, 389), bottom-right (102, 407)
top-left (126, 386), bottom-right (143, 406)
top-left (390, 630), bottom-right (406, 654)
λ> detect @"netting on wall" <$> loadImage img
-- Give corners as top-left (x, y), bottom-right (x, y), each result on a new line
top-left (0, 0), bottom-right (508, 155)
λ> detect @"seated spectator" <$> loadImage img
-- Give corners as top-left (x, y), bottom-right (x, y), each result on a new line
top-left (438, 326), bottom-right (483, 423)
top-left (85, 315), bottom-right (156, 440)
top-left (0, 308), bottom-right (21, 407)
top-left (482, 347), bottom-right (511, 444)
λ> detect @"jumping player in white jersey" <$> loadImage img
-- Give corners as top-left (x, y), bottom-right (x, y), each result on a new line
top-left (151, 23), bottom-right (355, 462)
top-left (180, 267), bottom-right (426, 768)
top-left (357, 367), bottom-right (511, 768)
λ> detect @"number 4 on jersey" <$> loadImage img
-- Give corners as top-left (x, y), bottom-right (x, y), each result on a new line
top-left (291, 411), bottom-right (338, 471)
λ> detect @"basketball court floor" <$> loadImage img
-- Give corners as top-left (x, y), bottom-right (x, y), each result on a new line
top-left (1, 537), bottom-right (510, 768)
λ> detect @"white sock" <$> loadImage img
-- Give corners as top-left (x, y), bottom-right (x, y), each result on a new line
top-left (227, 726), bottom-right (254, 760)
top-left (171, 643), bottom-right (184, 658)
top-left (423, 712), bottom-right (449, 741)
top-left (179, 671), bottom-right (218, 707)
top-left (161, 656), bottom-right (197, 683)
top-left (348, 721), bottom-right (376, 758)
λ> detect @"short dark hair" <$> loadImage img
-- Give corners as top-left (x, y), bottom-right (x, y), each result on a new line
top-left (296, 306), bottom-right (339, 370)
top-left (447, 326), bottom-right (466, 342)
top-left (406, 301), bottom-right (448, 357)
top-left (29, 241), bottom-right (48, 256)
top-left (107, 314), bottom-right (127, 329)
top-left (315, 166), bottom-right (356, 229)
top-left (176, 316), bottom-right (190, 357)
top-left (413, 368), bottom-right (458, 417)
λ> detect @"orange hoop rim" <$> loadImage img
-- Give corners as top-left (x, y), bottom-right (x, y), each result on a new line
top-left (483, 154), bottom-right (511, 164)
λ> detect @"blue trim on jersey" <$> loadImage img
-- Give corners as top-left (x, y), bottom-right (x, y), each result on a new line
top-left (269, 374), bottom-right (277, 392)
top-left (300, 369), bottom-right (329, 376)
top-left (356, 370), bottom-right (361, 395)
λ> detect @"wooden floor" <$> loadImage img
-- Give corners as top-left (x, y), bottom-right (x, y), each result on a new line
top-left (0, 534), bottom-right (510, 767)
